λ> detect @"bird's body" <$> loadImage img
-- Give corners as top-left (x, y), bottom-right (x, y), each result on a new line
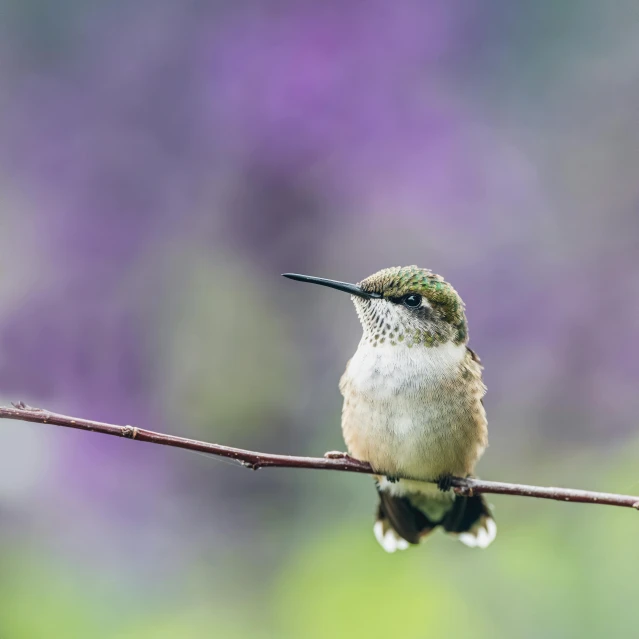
top-left (284, 266), bottom-right (496, 552)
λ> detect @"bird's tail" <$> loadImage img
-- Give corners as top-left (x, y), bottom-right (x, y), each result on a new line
top-left (374, 488), bottom-right (496, 552)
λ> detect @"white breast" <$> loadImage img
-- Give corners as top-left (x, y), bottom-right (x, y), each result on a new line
top-left (345, 340), bottom-right (466, 400)
top-left (339, 340), bottom-right (486, 482)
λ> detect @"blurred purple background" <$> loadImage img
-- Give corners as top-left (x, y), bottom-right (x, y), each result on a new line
top-left (1, 1), bottom-right (639, 637)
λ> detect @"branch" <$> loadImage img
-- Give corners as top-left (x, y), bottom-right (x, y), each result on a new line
top-left (3, 402), bottom-right (639, 511)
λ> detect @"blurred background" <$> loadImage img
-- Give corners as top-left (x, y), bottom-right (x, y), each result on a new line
top-left (1, 1), bottom-right (639, 637)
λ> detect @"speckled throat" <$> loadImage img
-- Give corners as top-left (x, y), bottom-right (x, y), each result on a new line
top-left (353, 265), bottom-right (469, 348)
top-left (352, 297), bottom-right (460, 348)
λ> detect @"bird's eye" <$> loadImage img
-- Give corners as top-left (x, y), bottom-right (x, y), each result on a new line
top-left (403, 294), bottom-right (422, 308)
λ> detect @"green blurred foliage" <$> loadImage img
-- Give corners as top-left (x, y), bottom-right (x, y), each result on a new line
top-left (158, 250), bottom-right (300, 439)
top-left (274, 526), bottom-right (496, 639)
top-left (6, 447), bottom-right (639, 639)
top-left (0, 555), bottom-right (107, 639)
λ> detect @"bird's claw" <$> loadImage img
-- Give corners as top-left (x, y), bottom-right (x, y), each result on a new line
top-left (324, 450), bottom-right (351, 460)
top-left (437, 474), bottom-right (453, 492)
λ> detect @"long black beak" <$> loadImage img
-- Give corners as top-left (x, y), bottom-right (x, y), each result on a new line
top-left (282, 273), bottom-right (382, 299)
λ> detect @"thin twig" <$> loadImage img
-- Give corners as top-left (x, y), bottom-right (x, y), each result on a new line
top-left (3, 402), bottom-right (639, 510)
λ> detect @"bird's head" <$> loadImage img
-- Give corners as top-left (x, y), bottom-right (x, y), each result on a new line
top-left (283, 265), bottom-right (467, 348)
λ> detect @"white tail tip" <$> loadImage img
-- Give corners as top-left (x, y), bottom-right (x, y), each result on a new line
top-left (458, 517), bottom-right (497, 549)
top-left (373, 520), bottom-right (410, 553)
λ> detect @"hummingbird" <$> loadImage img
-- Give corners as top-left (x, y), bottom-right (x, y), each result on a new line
top-left (283, 266), bottom-right (496, 552)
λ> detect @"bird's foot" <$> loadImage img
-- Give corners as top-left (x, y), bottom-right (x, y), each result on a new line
top-left (385, 475), bottom-right (400, 484)
top-left (324, 450), bottom-right (352, 460)
top-left (436, 474), bottom-right (453, 492)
